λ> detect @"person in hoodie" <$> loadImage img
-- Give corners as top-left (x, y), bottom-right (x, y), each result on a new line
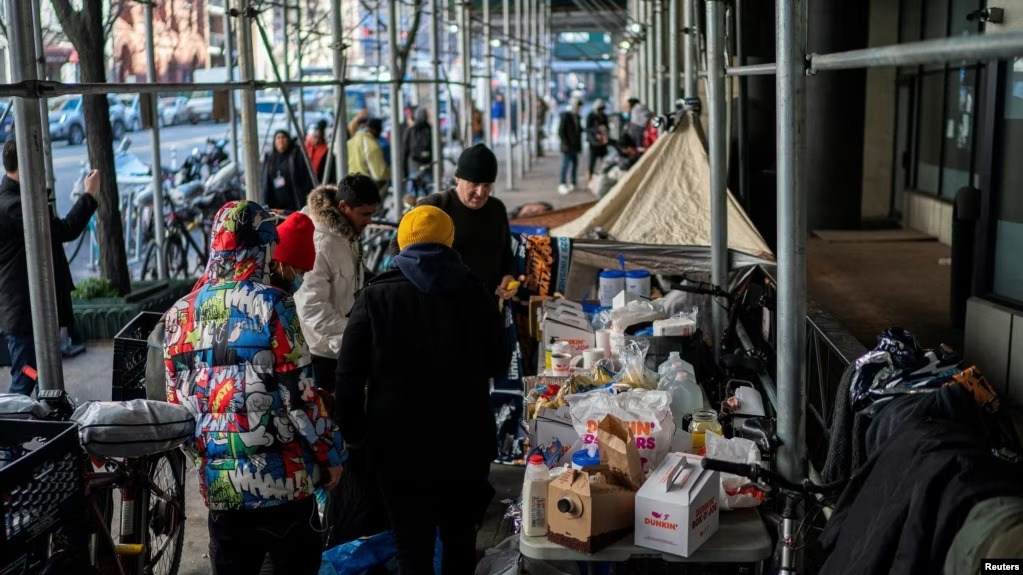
top-left (294, 175), bottom-right (381, 391)
top-left (336, 205), bottom-right (510, 575)
top-left (403, 107), bottom-right (433, 186)
top-left (262, 130), bottom-right (314, 212)
top-left (164, 200), bottom-right (346, 575)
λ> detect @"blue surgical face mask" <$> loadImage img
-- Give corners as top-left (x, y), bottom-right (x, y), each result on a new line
top-left (291, 275), bottom-right (304, 293)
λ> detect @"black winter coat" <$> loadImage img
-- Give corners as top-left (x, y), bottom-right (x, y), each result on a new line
top-left (0, 175), bottom-right (97, 335)
top-left (559, 111), bottom-right (582, 154)
top-left (334, 244), bottom-right (510, 465)
top-left (261, 144), bottom-right (314, 212)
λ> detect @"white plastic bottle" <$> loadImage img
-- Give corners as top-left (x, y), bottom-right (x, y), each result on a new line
top-left (661, 371), bottom-right (707, 433)
top-left (522, 454), bottom-right (551, 537)
top-left (657, 351), bottom-right (686, 380)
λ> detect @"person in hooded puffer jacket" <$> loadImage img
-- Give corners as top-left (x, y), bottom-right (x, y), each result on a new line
top-left (336, 205), bottom-right (510, 575)
top-left (293, 175), bottom-right (381, 391)
top-left (164, 200), bottom-right (345, 574)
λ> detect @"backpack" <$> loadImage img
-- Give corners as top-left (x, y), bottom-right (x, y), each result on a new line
top-left (409, 125), bottom-right (433, 164)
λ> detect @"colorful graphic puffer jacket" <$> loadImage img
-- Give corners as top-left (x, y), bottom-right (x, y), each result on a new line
top-left (164, 200), bottom-right (346, 511)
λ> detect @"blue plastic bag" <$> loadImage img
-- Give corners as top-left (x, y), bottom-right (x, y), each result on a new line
top-left (319, 531), bottom-right (443, 575)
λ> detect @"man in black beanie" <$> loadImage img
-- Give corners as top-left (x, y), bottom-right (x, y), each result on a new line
top-left (390, 143), bottom-right (518, 300)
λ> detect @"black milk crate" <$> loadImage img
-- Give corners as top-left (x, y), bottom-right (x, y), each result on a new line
top-left (0, 419), bottom-right (84, 573)
top-left (112, 311), bottom-right (165, 401)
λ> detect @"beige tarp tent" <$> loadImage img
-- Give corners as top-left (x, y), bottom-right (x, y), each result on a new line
top-left (552, 118), bottom-right (774, 260)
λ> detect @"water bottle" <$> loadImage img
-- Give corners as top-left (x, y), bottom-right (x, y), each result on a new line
top-left (659, 370), bottom-right (707, 434)
top-left (522, 454), bottom-right (551, 537)
top-left (657, 351), bottom-right (686, 380)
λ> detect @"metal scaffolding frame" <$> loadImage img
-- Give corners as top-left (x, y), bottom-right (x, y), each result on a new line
top-left (687, 2), bottom-right (1023, 491)
top-left (6, 0), bottom-right (544, 390)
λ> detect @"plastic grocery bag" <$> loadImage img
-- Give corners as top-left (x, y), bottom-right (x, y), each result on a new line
top-left (474, 536), bottom-right (579, 575)
top-left (566, 387), bottom-right (674, 471)
top-left (705, 432), bottom-right (766, 510)
top-left (320, 531), bottom-right (443, 575)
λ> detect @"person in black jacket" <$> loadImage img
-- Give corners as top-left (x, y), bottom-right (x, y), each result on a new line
top-left (335, 205), bottom-right (510, 575)
top-left (558, 99), bottom-right (582, 195)
top-left (585, 99), bottom-right (610, 181)
top-left (0, 140), bottom-right (98, 396)
top-left (261, 130), bottom-right (314, 212)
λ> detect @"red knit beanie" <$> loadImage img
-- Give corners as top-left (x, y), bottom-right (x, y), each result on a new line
top-left (274, 212), bottom-right (316, 271)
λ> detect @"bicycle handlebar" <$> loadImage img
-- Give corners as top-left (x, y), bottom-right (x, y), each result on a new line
top-left (669, 281), bottom-right (732, 300)
top-left (701, 457), bottom-right (837, 495)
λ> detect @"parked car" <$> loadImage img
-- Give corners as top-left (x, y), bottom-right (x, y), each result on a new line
top-left (159, 96), bottom-right (193, 127)
top-left (119, 94), bottom-right (142, 132)
top-left (185, 92), bottom-right (215, 123)
top-left (49, 95), bottom-right (128, 146)
top-left (255, 97), bottom-right (333, 148)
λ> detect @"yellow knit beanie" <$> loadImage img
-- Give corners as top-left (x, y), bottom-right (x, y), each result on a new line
top-left (397, 206), bottom-right (455, 250)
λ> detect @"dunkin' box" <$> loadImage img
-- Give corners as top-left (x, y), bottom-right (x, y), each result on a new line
top-left (546, 415), bottom-right (646, 554)
top-left (634, 453), bottom-right (720, 557)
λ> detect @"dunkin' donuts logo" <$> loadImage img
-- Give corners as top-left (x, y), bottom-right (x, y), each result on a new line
top-left (691, 498), bottom-right (718, 531)
top-left (644, 511), bottom-right (677, 531)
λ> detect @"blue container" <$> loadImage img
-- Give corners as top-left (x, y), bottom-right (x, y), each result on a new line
top-left (598, 270), bottom-right (626, 307)
top-left (572, 448), bottom-right (601, 470)
top-left (625, 269), bottom-right (652, 298)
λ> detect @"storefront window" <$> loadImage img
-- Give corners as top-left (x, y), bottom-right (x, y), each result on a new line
top-left (992, 58), bottom-right (1023, 304)
top-left (941, 66), bottom-right (981, 198)
top-left (916, 72), bottom-right (945, 194)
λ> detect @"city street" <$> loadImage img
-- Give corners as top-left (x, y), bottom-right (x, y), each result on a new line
top-left (49, 121), bottom-right (235, 282)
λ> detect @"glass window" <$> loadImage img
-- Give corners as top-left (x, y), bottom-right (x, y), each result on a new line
top-left (992, 59), bottom-right (1023, 304)
top-left (916, 72), bottom-right (945, 194)
top-left (950, 0), bottom-right (984, 37)
top-left (941, 66), bottom-right (981, 198)
top-left (924, 0), bottom-right (948, 39)
top-left (900, 0), bottom-right (922, 43)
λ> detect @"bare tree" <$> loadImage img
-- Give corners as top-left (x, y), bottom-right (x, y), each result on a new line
top-left (395, 0), bottom-right (424, 85)
top-left (50, 0), bottom-right (131, 294)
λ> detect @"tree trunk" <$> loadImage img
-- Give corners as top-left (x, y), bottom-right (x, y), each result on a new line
top-left (51, 0), bottom-right (131, 295)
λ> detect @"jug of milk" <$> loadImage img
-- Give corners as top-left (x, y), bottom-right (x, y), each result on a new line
top-left (522, 454), bottom-right (551, 537)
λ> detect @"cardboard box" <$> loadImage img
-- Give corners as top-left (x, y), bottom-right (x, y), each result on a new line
top-left (528, 296), bottom-right (554, 339)
top-left (635, 453), bottom-right (720, 557)
top-left (547, 416), bottom-right (645, 554)
top-left (533, 406), bottom-right (578, 467)
top-left (652, 317), bottom-right (698, 337)
top-left (541, 310), bottom-right (595, 353)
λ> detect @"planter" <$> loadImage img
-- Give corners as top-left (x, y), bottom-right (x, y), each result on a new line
top-left (71, 279), bottom-right (194, 342)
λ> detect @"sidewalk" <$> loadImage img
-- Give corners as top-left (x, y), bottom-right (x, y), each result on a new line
top-left (491, 141), bottom-right (598, 211)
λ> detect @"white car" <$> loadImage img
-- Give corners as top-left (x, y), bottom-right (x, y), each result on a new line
top-left (255, 98), bottom-right (333, 148)
top-left (185, 93), bottom-right (215, 123)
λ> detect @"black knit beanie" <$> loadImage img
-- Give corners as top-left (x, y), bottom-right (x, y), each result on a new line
top-left (455, 144), bottom-right (499, 184)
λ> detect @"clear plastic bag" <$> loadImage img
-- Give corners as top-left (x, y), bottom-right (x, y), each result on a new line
top-left (705, 432), bottom-right (766, 510)
top-left (611, 339), bottom-right (658, 390)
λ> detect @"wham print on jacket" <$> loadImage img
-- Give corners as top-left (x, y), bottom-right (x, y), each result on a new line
top-left (165, 200), bottom-right (346, 511)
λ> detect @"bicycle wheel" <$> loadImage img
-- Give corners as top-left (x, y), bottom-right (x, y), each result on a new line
top-left (140, 450), bottom-right (185, 575)
top-left (164, 235), bottom-right (189, 280)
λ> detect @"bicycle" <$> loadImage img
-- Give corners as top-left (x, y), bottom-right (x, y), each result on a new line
top-left (0, 388), bottom-right (187, 575)
top-left (361, 219), bottom-right (398, 277)
top-left (700, 457), bottom-right (843, 574)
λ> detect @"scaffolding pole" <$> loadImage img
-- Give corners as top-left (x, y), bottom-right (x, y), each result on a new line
top-left (145, 0), bottom-right (167, 280)
top-left (462, 2), bottom-right (473, 149)
top-left (254, 16), bottom-right (319, 186)
top-left (296, 0), bottom-right (306, 123)
top-left (225, 0), bottom-right (240, 168)
top-left (524, 0), bottom-right (533, 170)
top-left (484, 0), bottom-right (494, 148)
top-left (30, 0), bottom-right (55, 203)
top-left (515, 0), bottom-right (525, 180)
top-left (331, 0), bottom-right (348, 178)
top-left (388, 0), bottom-right (405, 217)
top-left (727, 63), bottom-right (777, 76)
top-left (776, 0), bottom-right (807, 487)
top-left (6, 0), bottom-right (63, 392)
top-left (237, 4), bottom-right (262, 202)
top-left (430, 0), bottom-right (444, 194)
top-left (503, 0), bottom-right (514, 190)
top-left (668, 0), bottom-right (679, 106)
top-left (706, 0), bottom-right (727, 355)
top-left (653, 0), bottom-right (664, 114)
top-left (683, 0), bottom-right (697, 97)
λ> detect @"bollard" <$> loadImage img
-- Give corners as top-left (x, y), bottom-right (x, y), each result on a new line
top-left (951, 186), bottom-right (980, 328)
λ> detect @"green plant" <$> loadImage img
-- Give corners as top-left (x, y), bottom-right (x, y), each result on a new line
top-left (72, 277), bottom-right (120, 301)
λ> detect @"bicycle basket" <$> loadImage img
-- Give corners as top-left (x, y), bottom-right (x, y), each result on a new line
top-left (112, 311), bottom-right (165, 401)
top-left (0, 419), bottom-right (84, 573)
